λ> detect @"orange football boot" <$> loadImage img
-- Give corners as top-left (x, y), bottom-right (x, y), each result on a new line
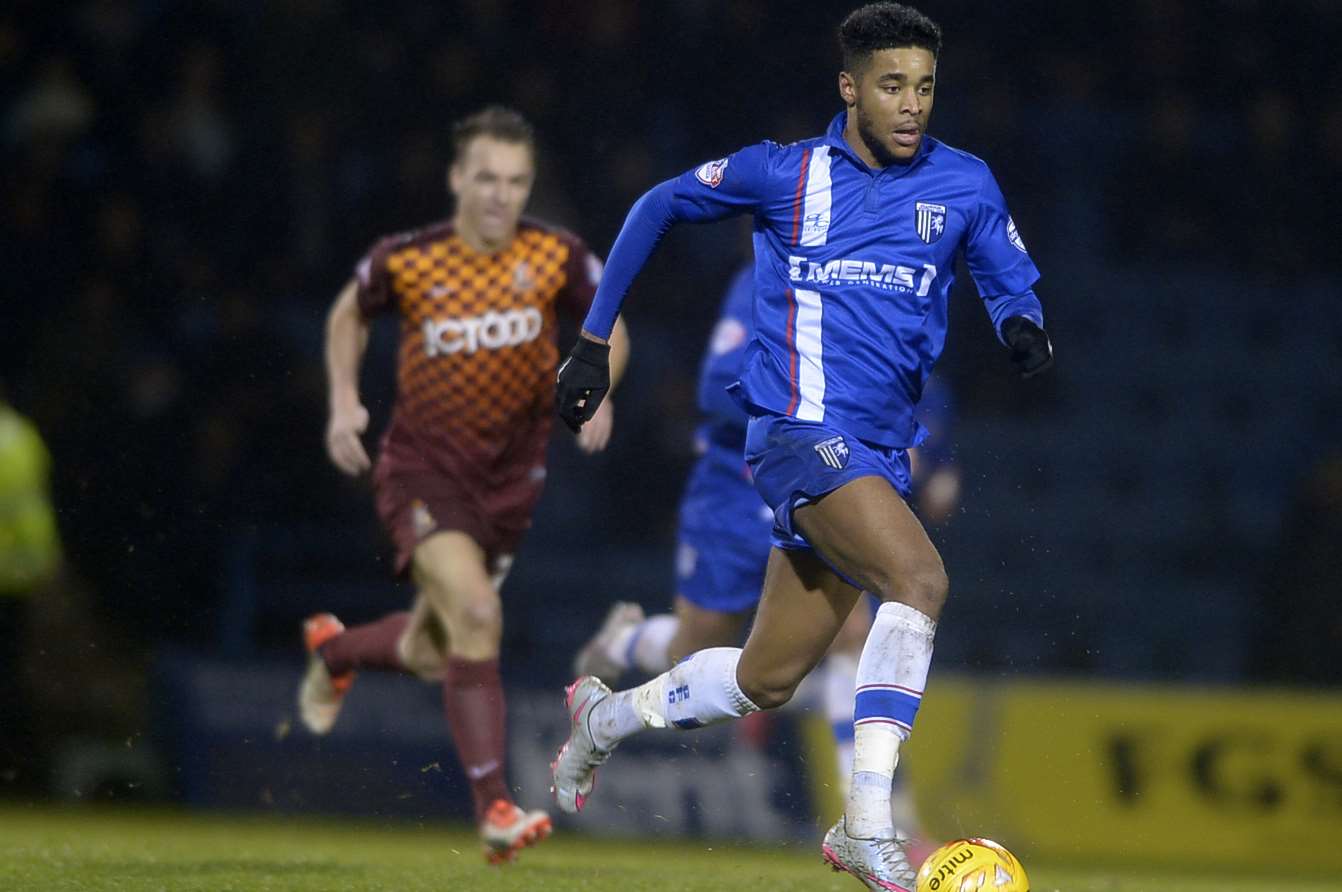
top-left (298, 613), bottom-right (354, 734)
top-left (480, 799), bottom-right (552, 864)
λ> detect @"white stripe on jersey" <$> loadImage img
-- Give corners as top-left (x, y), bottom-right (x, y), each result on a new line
top-left (799, 146), bottom-right (833, 247)
top-left (793, 288), bottom-right (826, 421)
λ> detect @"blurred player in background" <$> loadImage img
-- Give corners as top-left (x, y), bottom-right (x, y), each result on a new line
top-left (297, 107), bottom-right (630, 864)
top-left (553, 4), bottom-right (1051, 889)
top-left (572, 263), bottom-right (960, 852)
top-left (0, 388), bottom-right (62, 787)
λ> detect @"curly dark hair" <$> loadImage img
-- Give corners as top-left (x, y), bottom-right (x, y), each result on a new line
top-left (451, 106), bottom-right (535, 163)
top-left (838, 3), bottom-right (942, 72)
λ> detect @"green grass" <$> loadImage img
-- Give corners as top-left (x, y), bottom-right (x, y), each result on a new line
top-left (2, 805), bottom-right (1340, 891)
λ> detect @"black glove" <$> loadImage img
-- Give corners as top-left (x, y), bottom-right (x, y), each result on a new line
top-left (1001, 316), bottom-right (1054, 378)
top-left (556, 336), bottom-right (611, 432)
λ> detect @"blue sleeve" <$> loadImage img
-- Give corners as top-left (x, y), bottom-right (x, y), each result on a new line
top-left (964, 167), bottom-right (1045, 343)
top-left (913, 374), bottom-right (956, 468)
top-left (697, 266), bottom-right (755, 426)
top-left (582, 143), bottom-right (776, 338)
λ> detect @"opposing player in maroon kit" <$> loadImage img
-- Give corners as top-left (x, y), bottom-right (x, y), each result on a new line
top-left (298, 106), bottom-right (629, 863)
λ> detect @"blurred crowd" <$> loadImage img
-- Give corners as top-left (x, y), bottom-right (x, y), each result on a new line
top-left (1, 0), bottom-right (1337, 698)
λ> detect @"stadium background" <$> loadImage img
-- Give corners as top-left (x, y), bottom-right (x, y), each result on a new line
top-left (2, 0), bottom-right (1340, 887)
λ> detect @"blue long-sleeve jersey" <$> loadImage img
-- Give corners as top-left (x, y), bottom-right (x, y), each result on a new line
top-left (696, 264), bottom-right (757, 450)
top-left (585, 112), bottom-right (1044, 448)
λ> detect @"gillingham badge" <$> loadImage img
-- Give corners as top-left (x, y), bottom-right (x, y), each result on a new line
top-left (915, 201), bottom-right (947, 244)
top-left (814, 436), bottom-right (850, 470)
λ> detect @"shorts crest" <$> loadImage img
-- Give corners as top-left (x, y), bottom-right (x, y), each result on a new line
top-left (411, 500), bottom-right (437, 538)
top-left (814, 435), bottom-right (850, 470)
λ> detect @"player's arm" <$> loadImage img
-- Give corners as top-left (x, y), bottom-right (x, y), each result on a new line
top-left (557, 143), bottom-right (776, 431)
top-left (964, 169), bottom-right (1054, 378)
top-left (607, 315), bottom-right (630, 390)
top-left (910, 376), bottom-right (962, 524)
top-left (574, 315), bottom-right (629, 454)
top-left (324, 278), bottom-right (373, 476)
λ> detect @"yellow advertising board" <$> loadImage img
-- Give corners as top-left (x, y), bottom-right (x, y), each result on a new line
top-left (807, 676), bottom-right (1342, 870)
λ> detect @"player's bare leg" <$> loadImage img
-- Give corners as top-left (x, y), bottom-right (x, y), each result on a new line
top-left (794, 477), bottom-right (948, 622)
top-left (732, 549), bottom-right (862, 708)
top-left (412, 531), bottom-right (503, 661)
top-left (395, 592), bottom-right (450, 680)
top-left (667, 597), bottom-right (749, 664)
top-left (413, 531), bottom-right (550, 863)
top-left (552, 546), bottom-right (855, 811)
top-left (790, 476), bottom-right (945, 892)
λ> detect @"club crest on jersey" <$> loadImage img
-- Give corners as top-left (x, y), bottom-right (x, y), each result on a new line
top-left (915, 201), bottom-right (947, 244)
top-left (695, 157), bottom-right (729, 188)
top-left (512, 260), bottom-right (534, 292)
top-left (411, 500), bottom-right (437, 538)
top-left (1007, 216), bottom-right (1027, 252)
top-left (814, 436), bottom-right (850, 470)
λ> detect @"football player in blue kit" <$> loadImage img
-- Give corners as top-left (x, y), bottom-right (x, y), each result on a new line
top-left (573, 263), bottom-right (961, 854)
top-left (552, 4), bottom-right (1052, 889)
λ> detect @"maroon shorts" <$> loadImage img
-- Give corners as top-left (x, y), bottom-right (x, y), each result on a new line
top-left (372, 427), bottom-right (548, 579)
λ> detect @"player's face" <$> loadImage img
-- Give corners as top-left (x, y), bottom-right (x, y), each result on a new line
top-left (841, 47), bottom-right (936, 165)
top-left (449, 137), bottom-right (535, 248)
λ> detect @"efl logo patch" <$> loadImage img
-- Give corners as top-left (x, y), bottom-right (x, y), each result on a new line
top-left (585, 252), bottom-right (604, 286)
top-left (814, 435), bottom-right (850, 470)
top-left (695, 157), bottom-right (729, 188)
top-left (708, 317), bottom-right (748, 356)
top-left (676, 542), bottom-right (698, 578)
top-left (915, 201), bottom-right (947, 244)
top-left (1007, 216), bottom-right (1027, 252)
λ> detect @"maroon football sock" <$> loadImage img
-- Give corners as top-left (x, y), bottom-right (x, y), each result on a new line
top-left (319, 611), bottom-right (410, 676)
top-left (442, 657), bottom-right (511, 823)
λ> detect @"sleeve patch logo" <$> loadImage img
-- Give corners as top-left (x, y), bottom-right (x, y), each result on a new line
top-left (694, 157), bottom-right (730, 188)
top-left (585, 252), bottom-right (604, 286)
top-left (708, 317), bottom-right (748, 356)
top-left (1007, 217), bottom-right (1027, 253)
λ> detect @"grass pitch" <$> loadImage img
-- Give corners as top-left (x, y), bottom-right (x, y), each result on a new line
top-left (2, 805), bottom-right (1340, 892)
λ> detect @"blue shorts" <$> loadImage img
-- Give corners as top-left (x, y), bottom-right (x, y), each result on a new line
top-left (744, 412), bottom-right (913, 552)
top-left (674, 445), bottom-right (774, 614)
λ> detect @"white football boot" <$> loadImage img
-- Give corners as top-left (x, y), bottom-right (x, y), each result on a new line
top-left (550, 675), bottom-right (614, 813)
top-left (822, 816), bottom-right (917, 891)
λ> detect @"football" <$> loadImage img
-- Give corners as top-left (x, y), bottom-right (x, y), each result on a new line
top-left (914, 837), bottom-right (1029, 892)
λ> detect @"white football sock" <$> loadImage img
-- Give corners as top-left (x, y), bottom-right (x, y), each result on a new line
top-left (822, 651), bottom-right (859, 798)
top-left (890, 776), bottom-right (921, 837)
top-left (587, 646), bottom-right (758, 750)
top-left (603, 613), bottom-right (679, 674)
top-left (846, 601), bottom-right (936, 839)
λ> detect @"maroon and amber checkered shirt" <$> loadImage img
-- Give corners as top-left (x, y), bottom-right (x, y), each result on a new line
top-left (357, 217), bottom-right (600, 465)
